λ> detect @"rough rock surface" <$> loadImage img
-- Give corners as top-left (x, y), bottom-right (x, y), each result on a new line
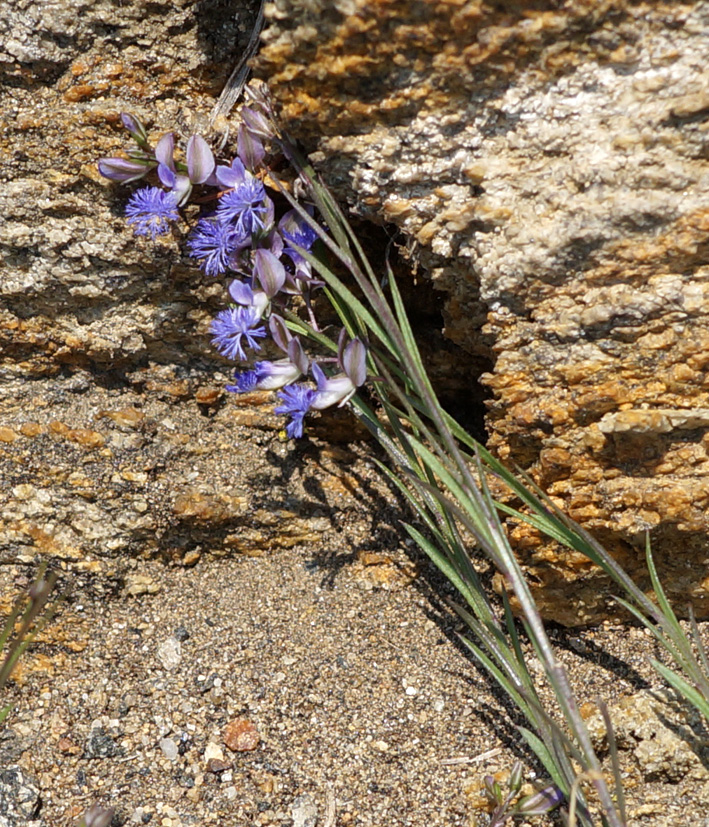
top-left (0, 0), bottom-right (264, 568)
top-left (256, 0), bottom-right (709, 624)
top-left (586, 688), bottom-right (709, 786)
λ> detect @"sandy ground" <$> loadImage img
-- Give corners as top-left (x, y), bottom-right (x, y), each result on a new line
top-left (1, 378), bottom-right (709, 827)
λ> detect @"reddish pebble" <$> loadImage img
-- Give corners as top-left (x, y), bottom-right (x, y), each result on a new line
top-left (57, 737), bottom-right (81, 755)
top-left (223, 718), bottom-right (260, 752)
top-left (195, 386), bottom-right (223, 406)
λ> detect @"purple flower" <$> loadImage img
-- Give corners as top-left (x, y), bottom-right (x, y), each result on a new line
top-left (210, 306), bottom-right (266, 361)
top-left (269, 314), bottom-right (292, 352)
top-left (98, 113), bottom-right (152, 180)
top-left (517, 785), bottom-right (564, 816)
top-left (188, 218), bottom-right (248, 276)
top-left (275, 384), bottom-right (317, 439)
top-left (226, 366), bottom-right (263, 393)
top-left (186, 134), bottom-right (215, 184)
top-left (240, 106), bottom-right (273, 139)
top-left (276, 209), bottom-right (322, 290)
top-left (124, 186), bottom-right (179, 238)
top-left (216, 159), bottom-right (269, 234)
top-left (237, 123), bottom-right (265, 170)
top-left (98, 156), bottom-right (152, 182)
top-left (311, 336), bottom-right (368, 410)
top-left (216, 157), bottom-right (250, 189)
top-left (279, 209), bottom-right (319, 261)
top-left (154, 132), bottom-right (186, 197)
top-left (228, 278), bottom-right (269, 318)
top-left (253, 249), bottom-right (286, 298)
top-left (218, 189), bottom-right (271, 235)
top-left (155, 133), bottom-right (216, 205)
top-left (227, 336), bottom-right (308, 394)
top-left (121, 112), bottom-right (149, 147)
top-left (226, 355), bottom-right (305, 394)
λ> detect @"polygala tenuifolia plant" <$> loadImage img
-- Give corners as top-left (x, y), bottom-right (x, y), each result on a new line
top-left (99, 82), bottom-right (709, 827)
top-left (99, 105), bottom-right (367, 437)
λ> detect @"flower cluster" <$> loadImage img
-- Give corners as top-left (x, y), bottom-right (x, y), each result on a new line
top-left (98, 104), bottom-right (368, 437)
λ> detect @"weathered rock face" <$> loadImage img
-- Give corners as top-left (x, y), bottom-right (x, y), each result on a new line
top-left (256, 0), bottom-right (709, 623)
top-left (4, 0), bottom-right (709, 624)
top-left (0, 0), bottom-right (371, 578)
top-left (1, 0), bottom-right (254, 376)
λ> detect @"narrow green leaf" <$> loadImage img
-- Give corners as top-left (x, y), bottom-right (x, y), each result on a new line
top-left (599, 702), bottom-right (626, 825)
top-left (516, 727), bottom-right (571, 796)
top-left (459, 635), bottom-right (538, 726)
top-left (651, 660), bottom-right (709, 721)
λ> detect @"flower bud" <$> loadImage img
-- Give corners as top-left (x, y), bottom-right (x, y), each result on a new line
top-left (269, 314), bottom-right (292, 352)
top-left (154, 132), bottom-right (175, 169)
top-left (241, 106), bottom-right (273, 139)
top-left (98, 157), bottom-right (151, 182)
top-left (253, 249), bottom-right (286, 298)
top-left (120, 112), bottom-right (149, 148)
top-left (340, 337), bottom-right (367, 387)
top-left (516, 784), bottom-right (563, 816)
top-left (237, 123), bottom-right (266, 170)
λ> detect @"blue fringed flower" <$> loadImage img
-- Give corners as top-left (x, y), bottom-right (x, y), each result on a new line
top-left (274, 384), bottom-right (317, 439)
top-left (216, 171), bottom-right (269, 235)
top-left (280, 213), bottom-right (319, 255)
top-left (210, 306), bottom-right (266, 361)
top-left (227, 367), bottom-right (263, 393)
top-left (125, 186), bottom-right (179, 238)
top-left (187, 218), bottom-right (247, 276)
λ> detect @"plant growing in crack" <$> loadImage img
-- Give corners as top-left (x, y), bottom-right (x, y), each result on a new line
top-left (98, 81), bottom-right (709, 827)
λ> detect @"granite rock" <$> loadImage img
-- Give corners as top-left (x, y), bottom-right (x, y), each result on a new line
top-left (256, 0), bottom-right (709, 623)
top-left (586, 688), bottom-right (709, 784)
top-left (0, 0), bottom-right (372, 582)
top-left (0, 766), bottom-right (40, 827)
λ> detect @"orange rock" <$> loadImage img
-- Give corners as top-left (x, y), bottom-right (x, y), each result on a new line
top-left (223, 719), bottom-right (260, 752)
top-left (194, 386), bottom-right (223, 406)
top-left (96, 408), bottom-right (144, 429)
top-left (66, 429), bottom-right (106, 449)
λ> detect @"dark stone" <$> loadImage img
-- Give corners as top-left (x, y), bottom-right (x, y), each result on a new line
top-left (0, 766), bottom-right (41, 825)
top-left (85, 726), bottom-right (123, 759)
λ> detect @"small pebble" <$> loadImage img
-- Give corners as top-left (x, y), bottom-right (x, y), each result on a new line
top-left (159, 738), bottom-right (178, 761)
top-left (157, 637), bottom-right (182, 670)
top-left (206, 758), bottom-right (230, 773)
top-left (203, 741), bottom-right (225, 763)
top-left (85, 727), bottom-right (121, 759)
top-left (292, 793), bottom-right (318, 827)
top-left (223, 718), bottom-right (260, 752)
